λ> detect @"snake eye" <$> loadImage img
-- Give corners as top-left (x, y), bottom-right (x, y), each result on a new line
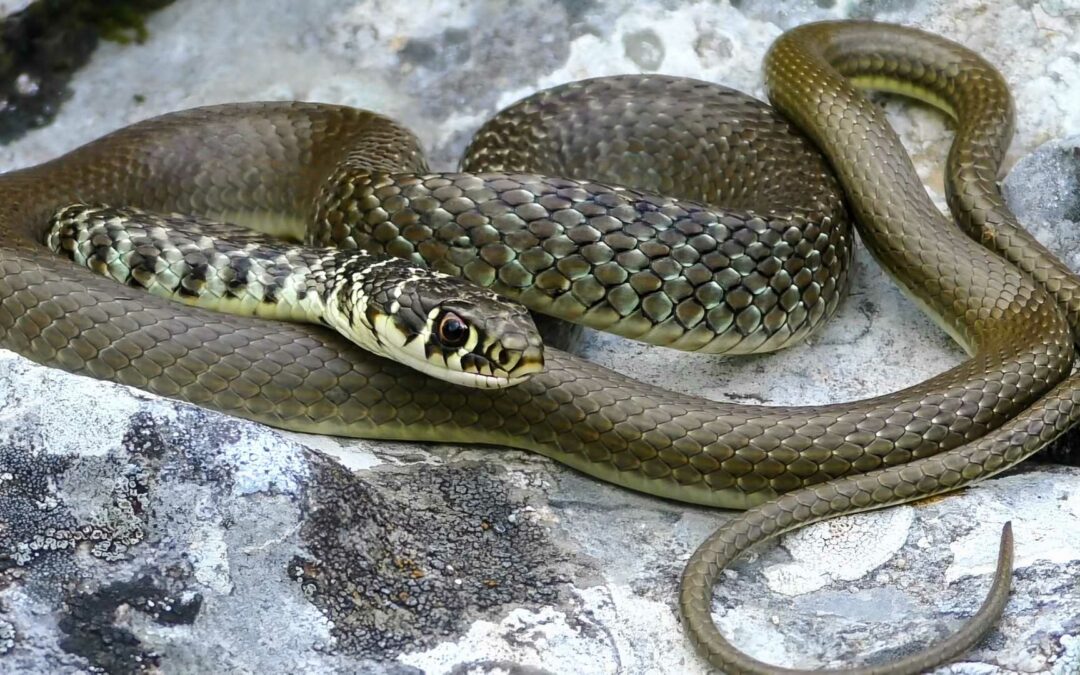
top-left (437, 312), bottom-right (469, 348)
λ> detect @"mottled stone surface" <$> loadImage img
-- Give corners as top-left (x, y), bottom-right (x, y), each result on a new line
top-left (0, 1), bottom-right (175, 142)
top-left (1, 1), bottom-right (1080, 674)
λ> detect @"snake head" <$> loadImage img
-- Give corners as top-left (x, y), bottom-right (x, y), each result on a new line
top-left (326, 257), bottom-right (544, 388)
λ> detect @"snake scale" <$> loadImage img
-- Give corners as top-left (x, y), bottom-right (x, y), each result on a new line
top-left (44, 202), bottom-right (547, 388)
top-left (0, 19), bottom-right (1077, 673)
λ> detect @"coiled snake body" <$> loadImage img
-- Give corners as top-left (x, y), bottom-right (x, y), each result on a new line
top-left (1, 20), bottom-right (1077, 673)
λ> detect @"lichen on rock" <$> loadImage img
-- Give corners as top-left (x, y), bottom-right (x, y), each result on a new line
top-left (1, 1), bottom-right (1080, 673)
top-left (291, 461), bottom-right (570, 658)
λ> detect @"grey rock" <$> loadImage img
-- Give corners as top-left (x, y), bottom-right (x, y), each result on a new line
top-left (1003, 136), bottom-right (1080, 276)
top-left (1, 1), bottom-right (1080, 674)
top-left (0, 353), bottom-right (585, 673)
top-left (1003, 135), bottom-right (1080, 467)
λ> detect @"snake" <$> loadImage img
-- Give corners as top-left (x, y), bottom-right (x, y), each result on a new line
top-left (0, 18), bottom-right (1076, 674)
top-left (43, 203), bottom-right (546, 388)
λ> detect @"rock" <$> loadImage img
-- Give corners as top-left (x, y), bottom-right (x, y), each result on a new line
top-left (0, 1), bottom-right (175, 142)
top-left (1003, 136), bottom-right (1080, 467)
top-left (1, 1), bottom-right (1080, 674)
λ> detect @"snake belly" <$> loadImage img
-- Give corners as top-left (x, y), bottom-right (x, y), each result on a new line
top-left (0, 19), bottom-right (1077, 675)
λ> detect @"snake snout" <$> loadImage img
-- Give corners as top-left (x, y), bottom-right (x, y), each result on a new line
top-left (375, 276), bottom-right (547, 389)
top-left (444, 295), bottom-right (546, 387)
top-left (481, 317), bottom-right (546, 383)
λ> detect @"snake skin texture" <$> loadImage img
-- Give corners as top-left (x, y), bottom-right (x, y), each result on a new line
top-left (316, 76), bottom-right (853, 356)
top-left (679, 22), bottom-right (1080, 673)
top-left (0, 19), bottom-right (1076, 674)
top-left (45, 203), bottom-right (546, 388)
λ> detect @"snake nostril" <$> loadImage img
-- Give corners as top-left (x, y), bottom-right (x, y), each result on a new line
top-left (501, 333), bottom-right (527, 352)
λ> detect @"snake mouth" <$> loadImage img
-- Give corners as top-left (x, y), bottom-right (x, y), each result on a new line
top-left (325, 298), bottom-right (544, 388)
top-left (498, 352), bottom-right (546, 385)
top-left (390, 345), bottom-right (543, 389)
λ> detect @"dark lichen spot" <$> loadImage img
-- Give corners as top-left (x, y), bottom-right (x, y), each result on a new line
top-left (123, 406), bottom-right (243, 485)
top-left (448, 661), bottom-right (556, 675)
top-left (400, 27), bottom-right (472, 69)
top-left (398, 39), bottom-right (437, 66)
top-left (58, 574), bottom-right (201, 674)
top-left (556, 0), bottom-right (595, 23)
top-left (0, 439), bottom-right (80, 585)
top-left (122, 411), bottom-right (168, 459)
top-left (293, 459), bottom-right (570, 658)
top-left (0, 0), bottom-right (175, 143)
top-left (0, 619), bottom-right (14, 654)
top-left (0, 422), bottom-right (157, 597)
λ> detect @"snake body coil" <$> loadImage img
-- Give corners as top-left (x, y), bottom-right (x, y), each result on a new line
top-left (0, 20), bottom-right (1076, 673)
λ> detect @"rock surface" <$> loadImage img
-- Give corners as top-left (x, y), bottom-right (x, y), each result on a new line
top-left (1, 1), bottom-right (1080, 673)
top-left (0, 0), bottom-right (175, 142)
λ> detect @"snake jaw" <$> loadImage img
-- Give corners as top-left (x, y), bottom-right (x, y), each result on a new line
top-left (324, 262), bottom-right (545, 388)
top-left (354, 307), bottom-right (543, 389)
top-left (411, 300), bottom-right (546, 388)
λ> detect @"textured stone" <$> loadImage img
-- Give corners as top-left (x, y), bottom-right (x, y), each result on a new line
top-left (1, 1), bottom-right (1079, 674)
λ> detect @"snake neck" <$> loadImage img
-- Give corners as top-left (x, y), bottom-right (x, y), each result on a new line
top-left (46, 202), bottom-right (544, 389)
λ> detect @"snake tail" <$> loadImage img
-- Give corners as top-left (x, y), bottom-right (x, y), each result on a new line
top-left (682, 370), bottom-right (1080, 673)
top-left (679, 21), bottom-right (1080, 673)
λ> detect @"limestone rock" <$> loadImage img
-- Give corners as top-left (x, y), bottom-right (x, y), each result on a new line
top-left (1, 1), bottom-right (1080, 673)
